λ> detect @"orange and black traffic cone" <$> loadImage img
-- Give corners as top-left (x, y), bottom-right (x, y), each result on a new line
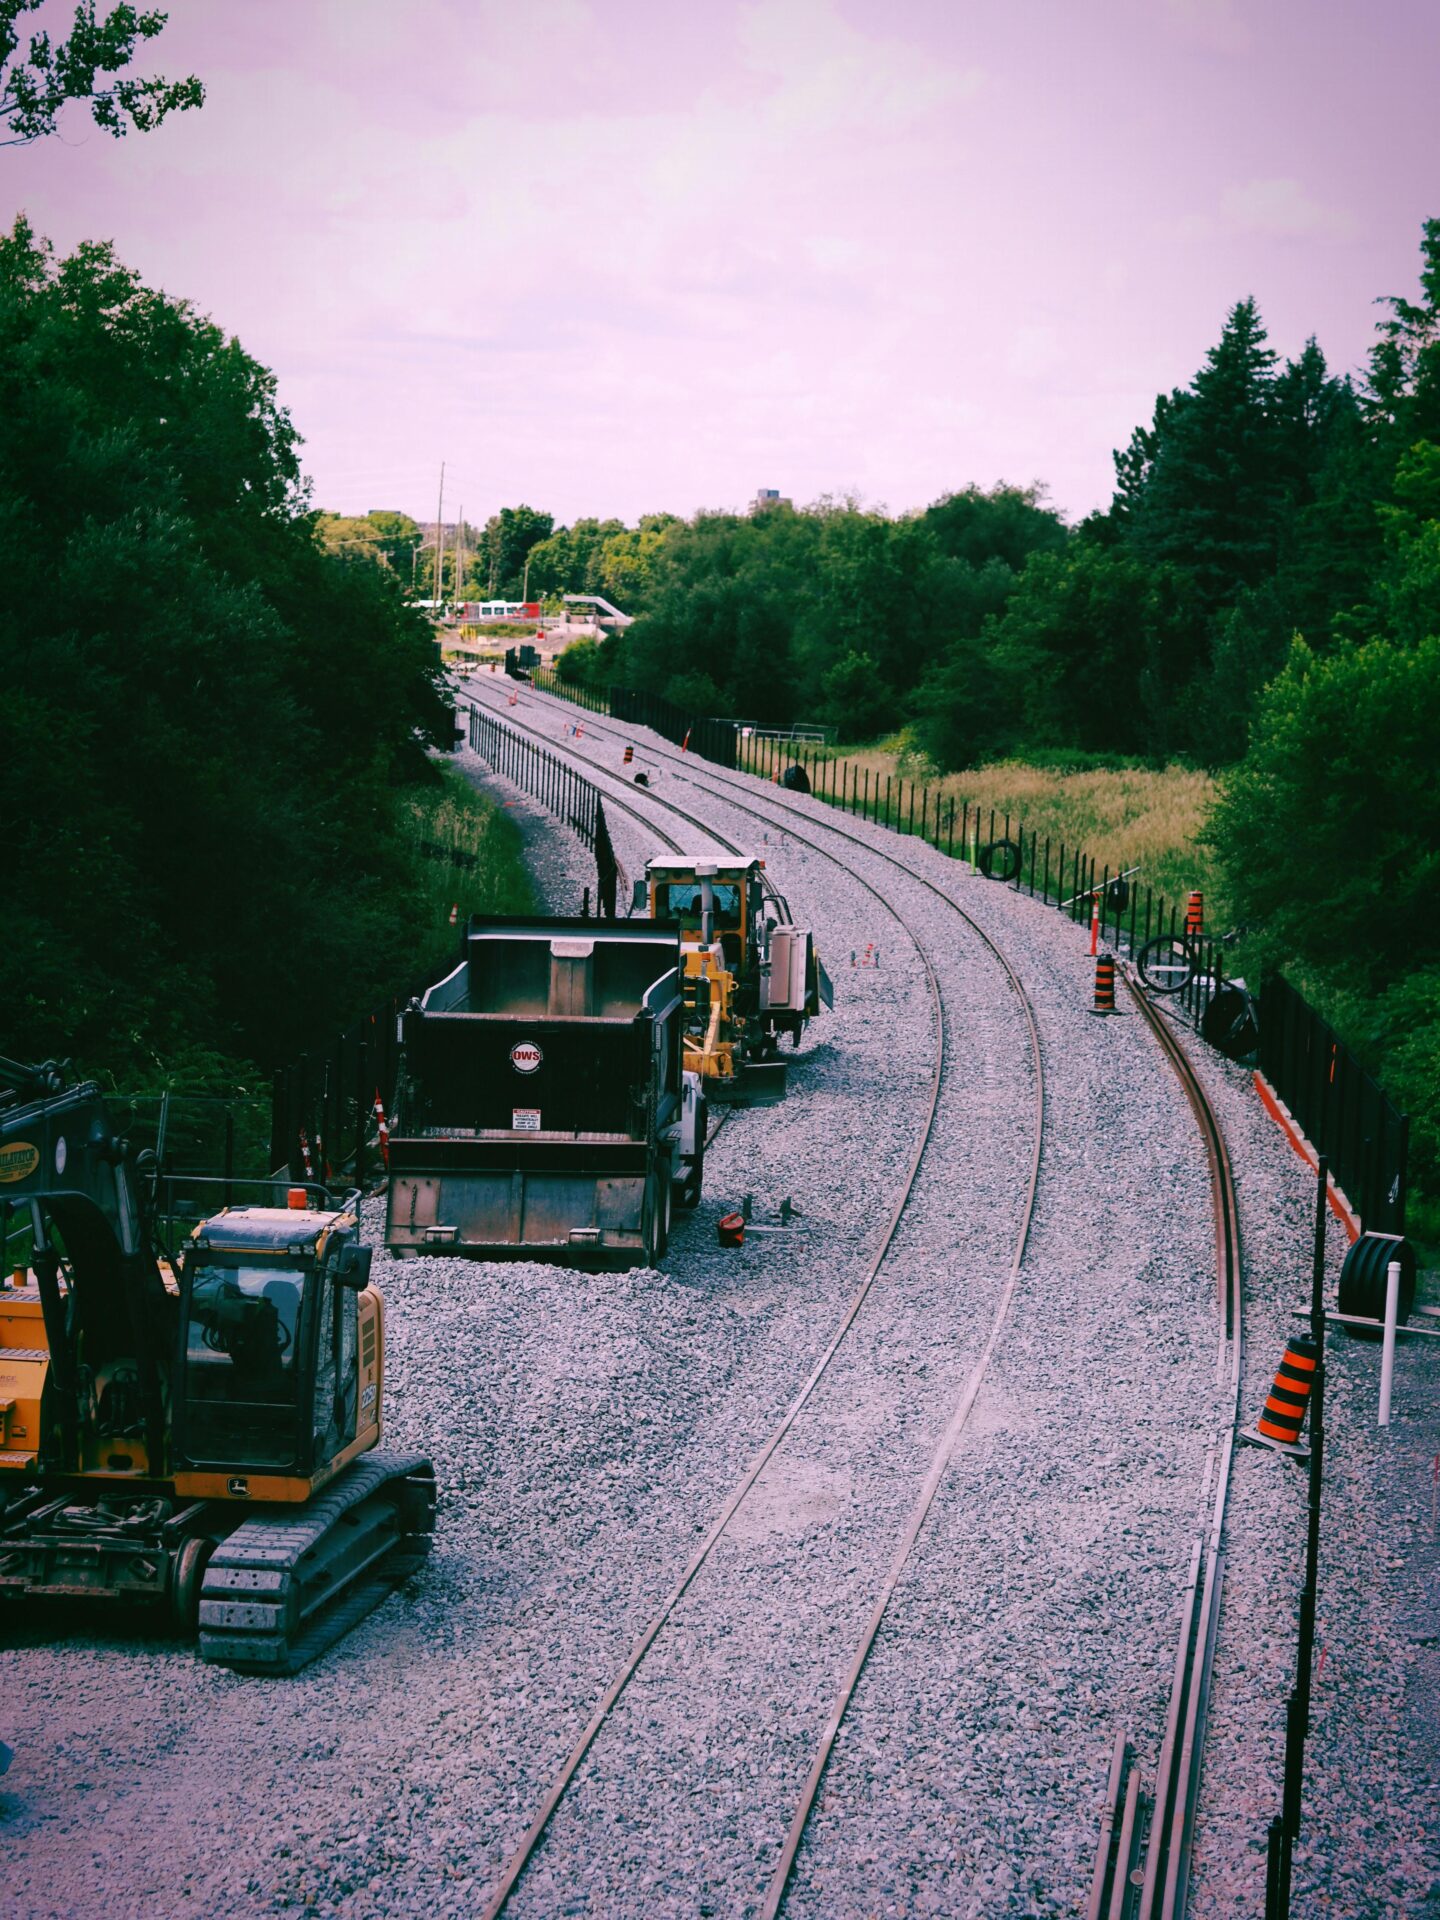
top-left (1245, 1336), bottom-right (1318, 1454)
top-left (1186, 890), bottom-right (1204, 938)
top-left (1090, 951), bottom-right (1117, 1015)
top-left (623, 744), bottom-right (634, 764)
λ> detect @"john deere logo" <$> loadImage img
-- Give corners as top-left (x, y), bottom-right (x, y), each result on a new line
top-left (510, 1041), bottom-right (543, 1074)
top-left (0, 1142), bottom-right (40, 1184)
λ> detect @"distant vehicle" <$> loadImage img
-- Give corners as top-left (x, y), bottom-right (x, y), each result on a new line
top-left (456, 601), bottom-right (543, 624)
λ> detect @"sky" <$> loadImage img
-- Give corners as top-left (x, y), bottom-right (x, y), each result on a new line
top-left (6, 0), bottom-right (1438, 530)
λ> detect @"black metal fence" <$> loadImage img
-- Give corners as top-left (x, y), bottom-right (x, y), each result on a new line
top-left (1258, 973), bottom-right (1408, 1235)
top-left (467, 701), bottom-right (604, 848)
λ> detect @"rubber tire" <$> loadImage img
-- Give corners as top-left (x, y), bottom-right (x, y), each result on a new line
top-left (652, 1180), bottom-right (670, 1264)
top-left (172, 1534), bottom-right (215, 1638)
top-left (1137, 933), bottom-right (1195, 995)
top-left (978, 838), bottom-right (1021, 882)
top-left (1200, 984), bottom-right (1259, 1060)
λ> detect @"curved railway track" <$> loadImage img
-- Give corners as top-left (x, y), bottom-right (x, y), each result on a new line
top-left (458, 685), bottom-right (1046, 1919)
top-left (1085, 977), bottom-right (1244, 1920)
top-left (462, 679), bottom-right (1246, 1918)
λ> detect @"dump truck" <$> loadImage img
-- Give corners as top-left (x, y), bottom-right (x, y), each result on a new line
top-left (384, 916), bottom-right (702, 1265)
top-left (637, 857), bottom-right (832, 1104)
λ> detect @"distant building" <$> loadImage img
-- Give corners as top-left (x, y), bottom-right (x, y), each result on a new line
top-left (753, 488), bottom-right (785, 512)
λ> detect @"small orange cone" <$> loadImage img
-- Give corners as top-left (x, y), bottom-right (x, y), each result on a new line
top-left (449, 903), bottom-right (459, 926)
top-left (624, 744), bottom-right (634, 764)
top-left (1247, 1336), bottom-right (1318, 1453)
top-left (1090, 951), bottom-right (1117, 1015)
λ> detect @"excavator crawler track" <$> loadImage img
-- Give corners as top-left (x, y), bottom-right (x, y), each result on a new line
top-left (197, 1452), bottom-right (435, 1675)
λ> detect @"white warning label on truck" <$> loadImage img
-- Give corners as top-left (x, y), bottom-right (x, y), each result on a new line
top-left (512, 1109), bottom-right (541, 1131)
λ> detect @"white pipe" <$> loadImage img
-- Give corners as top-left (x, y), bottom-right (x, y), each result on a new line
top-left (1380, 1259), bottom-right (1401, 1427)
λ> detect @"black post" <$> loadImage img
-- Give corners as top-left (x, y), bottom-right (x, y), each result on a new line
top-left (224, 1109), bottom-right (235, 1208)
top-left (354, 1036), bottom-right (368, 1191)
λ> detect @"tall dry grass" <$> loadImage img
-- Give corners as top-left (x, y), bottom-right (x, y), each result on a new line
top-left (742, 736), bottom-right (1224, 924)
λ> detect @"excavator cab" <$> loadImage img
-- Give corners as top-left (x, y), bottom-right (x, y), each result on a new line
top-left (172, 1206), bottom-right (379, 1492)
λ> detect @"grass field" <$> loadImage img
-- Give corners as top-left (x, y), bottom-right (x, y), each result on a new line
top-left (740, 735), bottom-right (1226, 931)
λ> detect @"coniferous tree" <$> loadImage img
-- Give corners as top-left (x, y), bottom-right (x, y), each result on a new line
top-left (1129, 297), bottom-right (1285, 607)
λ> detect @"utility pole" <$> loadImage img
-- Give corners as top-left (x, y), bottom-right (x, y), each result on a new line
top-left (433, 460), bottom-right (446, 602)
top-left (455, 505), bottom-right (464, 607)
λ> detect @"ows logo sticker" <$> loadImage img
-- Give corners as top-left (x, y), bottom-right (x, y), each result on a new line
top-left (0, 1142), bottom-right (40, 1184)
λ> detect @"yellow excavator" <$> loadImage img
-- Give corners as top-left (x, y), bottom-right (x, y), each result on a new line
top-left (0, 1057), bottom-right (433, 1673)
top-left (637, 858), bottom-right (832, 1103)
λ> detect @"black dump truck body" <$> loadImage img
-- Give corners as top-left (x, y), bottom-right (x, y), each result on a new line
top-left (385, 917), bottom-right (699, 1265)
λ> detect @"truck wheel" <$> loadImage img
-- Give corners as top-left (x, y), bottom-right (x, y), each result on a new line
top-left (650, 1181), bottom-right (671, 1263)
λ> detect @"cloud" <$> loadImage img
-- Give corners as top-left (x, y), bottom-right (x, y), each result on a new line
top-left (1219, 177), bottom-right (1359, 241)
top-left (738, 0), bottom-right (984, 131)
top-left (1158, 0), bottom-right (1251, 56)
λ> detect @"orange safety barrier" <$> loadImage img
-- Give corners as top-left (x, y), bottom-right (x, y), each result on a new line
top-left (1186, 890), bottom-right (1204, 937)
top-left (1255, 1336), bottom-right (1318, 1446)
top-left (1090, 951), bottom-right (1117, 1016)
top-left (623, 744), bottom-right (634, 764)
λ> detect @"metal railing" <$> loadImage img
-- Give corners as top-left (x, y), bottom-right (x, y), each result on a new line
top-left (1258, 973), bottom-right (1408, 1235)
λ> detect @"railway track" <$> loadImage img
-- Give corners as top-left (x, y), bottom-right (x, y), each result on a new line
top-left (1085, 977), bottom-right (1243, 1920)
top-left (458, 684), bottom-right (1046, 1918)
top-left (467, 682), bottom-right (1251, 1917)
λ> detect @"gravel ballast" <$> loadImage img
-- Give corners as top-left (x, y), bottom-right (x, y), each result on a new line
top-left (7, 681), bottom-right (1434, 1918)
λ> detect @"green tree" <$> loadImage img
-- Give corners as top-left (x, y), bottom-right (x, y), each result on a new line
top-left (963, 545), bottom-right (1204, 762)
top-left (480, 504), bottom-right (554, 598)
top-left (0, 219), bottom-right (452, 1089)
top-left (1128, 298), bottom-right (1286, 607)
top-left (1, 1), bottom-right (202, 145)
top-left (1210, 634), bottom-right (1440, 991)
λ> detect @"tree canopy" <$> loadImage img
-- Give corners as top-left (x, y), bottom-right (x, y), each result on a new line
top-left (0, 219), bottom-right (453, 1092)
top-left (1, 1), bottom-right (202, 145)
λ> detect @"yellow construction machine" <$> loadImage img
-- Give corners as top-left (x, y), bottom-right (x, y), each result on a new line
top-left (636, 858), bottom-right (831, 1103)
top-left (0, 1057), bottom-right (433, 1673)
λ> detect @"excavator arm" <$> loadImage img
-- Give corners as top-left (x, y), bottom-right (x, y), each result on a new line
top-left (0, 1061), bottom-right (169, 1477)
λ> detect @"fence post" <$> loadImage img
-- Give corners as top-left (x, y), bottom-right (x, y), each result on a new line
top-left (354, 1034), bottom-right (368, 1191)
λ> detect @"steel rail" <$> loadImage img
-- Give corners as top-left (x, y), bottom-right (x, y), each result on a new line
top-left (1086, 973), bottom-right (1243, 1920)
top-left (461, 685), bottom-right (1046, 1918)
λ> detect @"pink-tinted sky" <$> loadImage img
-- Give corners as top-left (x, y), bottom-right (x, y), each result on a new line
top-left (7, 0), bottom-right (1438, 528)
